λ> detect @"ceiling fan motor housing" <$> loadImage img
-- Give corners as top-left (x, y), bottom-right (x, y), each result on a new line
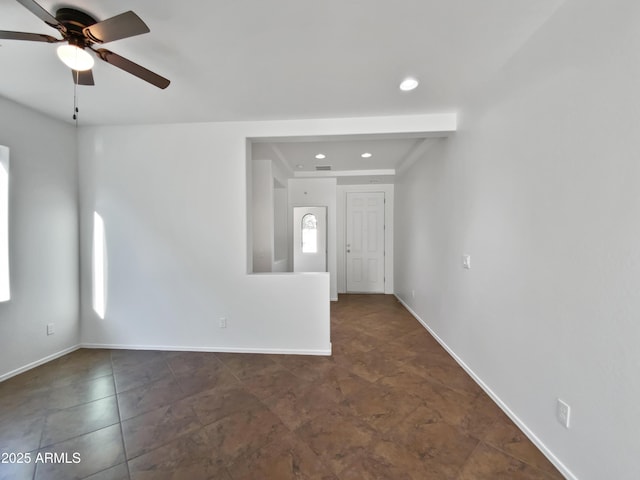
top-left (55, 8), bottom-right (97, 47)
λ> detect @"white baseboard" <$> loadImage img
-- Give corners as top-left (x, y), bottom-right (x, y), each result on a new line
top-left (0, 342), bottom-right (332, 383)
top-left (394, 294), bottom-right (576, 480)
top-left (80, 343), bottom-right (332, 356)
top-left (0, 345), bottom-right (81, 382)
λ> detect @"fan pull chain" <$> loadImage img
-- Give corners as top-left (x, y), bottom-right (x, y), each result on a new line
top-left (73, 70), bottom-right (79, 125)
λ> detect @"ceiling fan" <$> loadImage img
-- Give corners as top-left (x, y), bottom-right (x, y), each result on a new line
top-left (0, 0), bottom-right (170, 89)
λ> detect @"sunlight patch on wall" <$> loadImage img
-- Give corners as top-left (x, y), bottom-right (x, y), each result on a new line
top-left (92, 211), bottom-right (107, 318)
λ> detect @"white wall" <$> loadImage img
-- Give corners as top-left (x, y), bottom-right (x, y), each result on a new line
top-left (395, 1), bottom-right (640, 478)
top-left (337, 184), bottom-right (394, 294)
top-left (77, 114), bottom-right (453, 354)
top-left (252, 159), bottom-right (274, 272)
top-left (78, 123), bottom-right (330, 354)
top-left (273, 185), bottom-right (288, 266)
top-left (0, 97), bottom-right (79, 380)
top-left (288, 178), bottom-right (338, 300)
top-left (251, 151), bottom-right (290, 272)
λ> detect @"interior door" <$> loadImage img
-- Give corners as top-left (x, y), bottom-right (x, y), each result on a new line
top-left (346, 192), bottom-right (385, 292)
top-left (293, 206), bottom-right (327, 272)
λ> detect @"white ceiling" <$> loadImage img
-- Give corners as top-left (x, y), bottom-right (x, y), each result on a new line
top-left (262, 137), bottom-right (423, 172)
top-left (0, 0), bottom-right (564, 126)
top-left (252, 135), bottom-right (439, 184)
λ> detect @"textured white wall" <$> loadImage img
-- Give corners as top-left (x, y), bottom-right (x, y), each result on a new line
top-left (395, 1), bottom-right (640, 478)
top-left (0, 97), bottom-right (79, 380)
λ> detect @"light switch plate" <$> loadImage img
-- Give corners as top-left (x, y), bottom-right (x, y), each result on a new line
top-left (557, 399), bottom-right (571, 428)
top-left (463, 255), bottom-right (471, 269)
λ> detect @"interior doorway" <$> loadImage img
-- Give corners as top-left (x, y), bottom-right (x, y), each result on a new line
top-left (346, 192), bottom-right (385, 292)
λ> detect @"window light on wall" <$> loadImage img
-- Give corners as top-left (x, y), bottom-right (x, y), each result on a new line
top-left (0, 146), bottom-right (9, 302)
top-left (92, 211), bottom-right (107, 319)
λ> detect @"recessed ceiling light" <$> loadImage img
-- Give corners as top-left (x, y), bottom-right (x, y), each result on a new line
top-left (296, 164), bottom-right (304, 169)
top-left (361, 152), bottom-right (372, 158)
top-left (399, 77), bottom-right (419, 91)
top-left (315, 153), bottom-right (326, 160)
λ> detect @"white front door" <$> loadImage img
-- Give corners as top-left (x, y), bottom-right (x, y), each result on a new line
top-left (346, 192), bottom-right (385, 293)
top-left (293, 206), bottom-right (327, 272)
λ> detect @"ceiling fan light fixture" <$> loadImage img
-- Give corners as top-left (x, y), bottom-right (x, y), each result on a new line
top-left (57, 44), bottom-right (94, 71)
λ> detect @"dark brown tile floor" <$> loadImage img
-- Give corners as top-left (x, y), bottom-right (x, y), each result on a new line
top-left (0, 294), bottom-right (564, 479)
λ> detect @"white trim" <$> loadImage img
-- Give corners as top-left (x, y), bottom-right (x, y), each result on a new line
top-left (80, 343), bottom-right (332, 356)
top-left (0, 345), bottom-right (80, 382)
top-left (295, 169), bottom-right (395, 178)
top-left (394, 294), bottom-right (577, 480)
top-left (246, 113), bottom-right (457, 140)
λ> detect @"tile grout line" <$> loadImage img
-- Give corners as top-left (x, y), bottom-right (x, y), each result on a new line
top-left (453, 436), bottom-right (484, 480)
top-left (481, 441), bottom-right (562, 479)
top-left (26, 351), bottom-right (123, 479)
top-left (33, 396), bottom-right (48, 480)
top-left (475, 391), bottom-right (562, 479)
top-left (122, 354), bottom-right (205, 465)
top-left (111, 351), bottom-right (133, 480)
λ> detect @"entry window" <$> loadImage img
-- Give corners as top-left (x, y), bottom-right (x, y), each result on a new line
top-left (0, 146), bottom-right (9, 302)
top-left (301, 213), bottom-right (318, 253)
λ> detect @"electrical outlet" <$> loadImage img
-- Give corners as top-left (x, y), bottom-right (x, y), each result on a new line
top-left (557, 399), bottom-right (571, 428)
top-left (411, 290), bottom-right (415, 299)
top-left (219, 317), bottom-right (227, 329)
top-left (46, 323), bottom-right (55, 336)
top-left (463, 255), bottom-right (471, 269)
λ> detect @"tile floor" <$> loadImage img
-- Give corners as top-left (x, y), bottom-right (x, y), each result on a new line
top-left (0, 294), bottom-right (564, 479)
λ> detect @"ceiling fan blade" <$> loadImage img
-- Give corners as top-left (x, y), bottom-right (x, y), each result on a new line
top-left (0, 30), bottom-right (59, 42)
top-left (72, 69), bottom-right (95, 86)
top-left (94, 48), bottom-right (170, 89)
top-left (15, 0), bottom-right (66, 33)
top-left (83, 11), bottom-right (149, 44)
